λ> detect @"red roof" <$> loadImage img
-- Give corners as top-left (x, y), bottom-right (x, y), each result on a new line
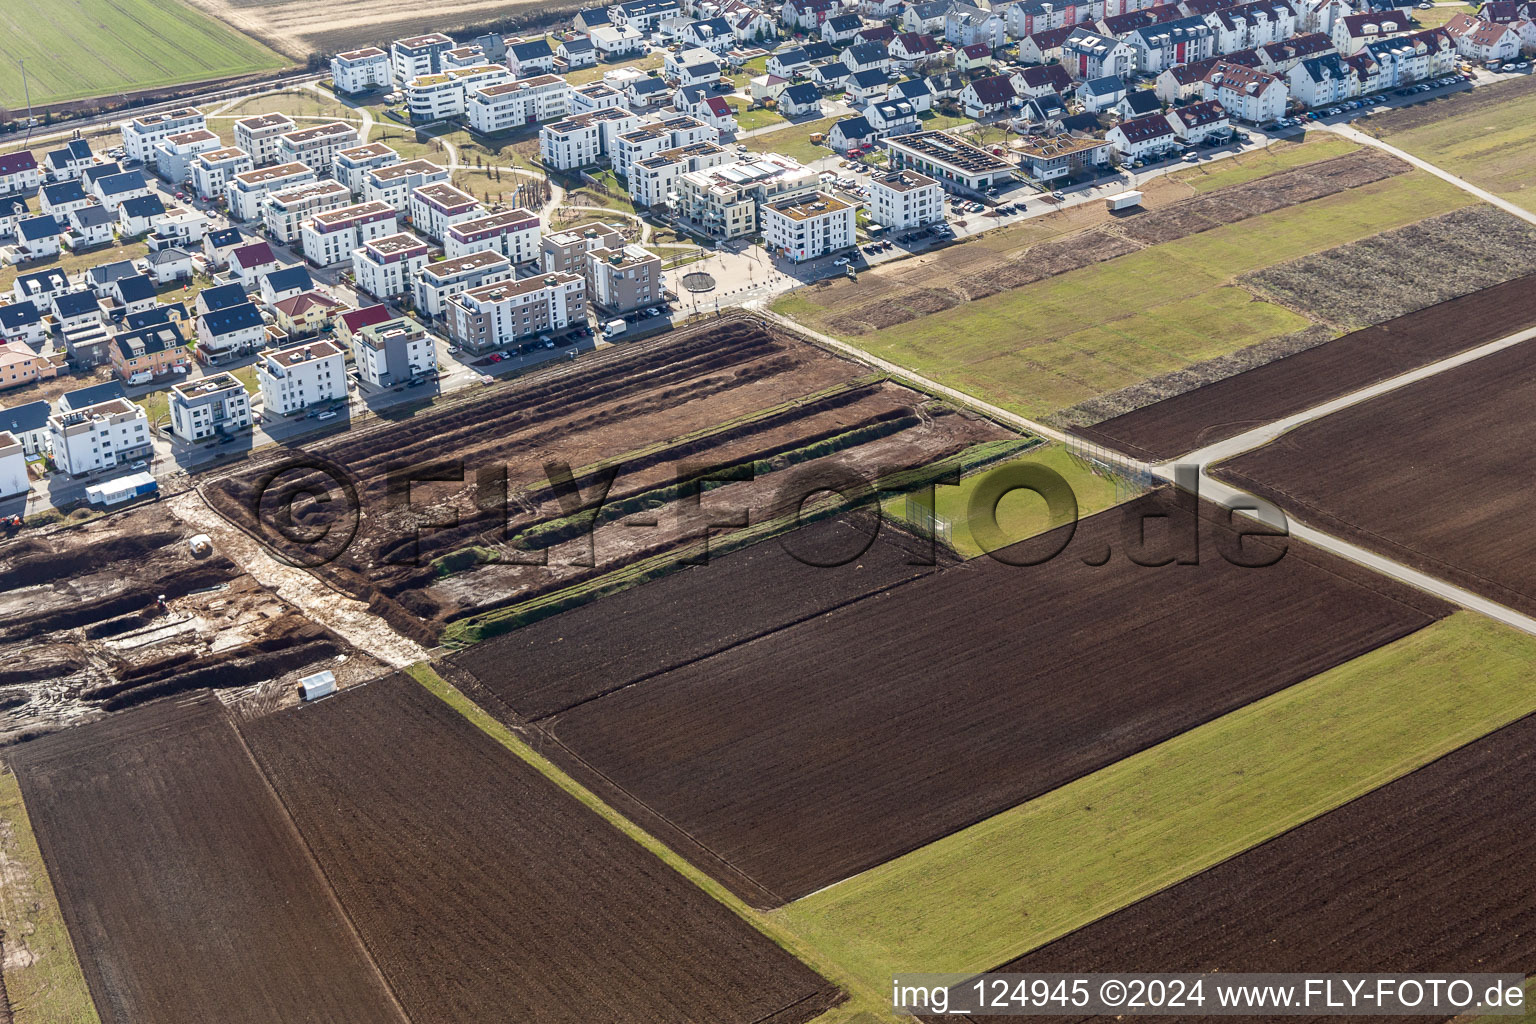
top-left (0, 151), bottom-right (38, 177)
top-left (705, 96), bottom-right (734, 117)
top-left (962, 42), bottom-right (992, 57)
top-left (273, 290), bottom-right (345, 317)
top-left (341, 304), bottom-right (391, 334)
top-left (230, 241), bottom-right (275, 268)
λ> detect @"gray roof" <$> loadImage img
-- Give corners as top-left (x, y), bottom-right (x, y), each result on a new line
top-left (87, 260), bottom-right (142, 286)
top-left (42, 180), bottom-right (88, 206)
top-left (1082, 75), bottom-right (1126, 96)
top-left (120, 194), bottom-right (166, 219)
top-left (71, 204), bottom-right (117, 229)
top-left (0, 400), bottom-right (50, 435)
top-left (61, 380), bottom-right (127, 411)
top-left (832, 114), bottom-right (875, 138)
top-left (17, 215), bottom-right (62, 241)
top-left (96, 170), bottom-right (148, 196)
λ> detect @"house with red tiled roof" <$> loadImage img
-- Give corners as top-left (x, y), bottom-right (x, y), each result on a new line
top-left (1442, 11), bottom-right (1522, 60)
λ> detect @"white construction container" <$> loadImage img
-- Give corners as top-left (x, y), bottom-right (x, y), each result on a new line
top-left (299, 670), bottom-right (336, 701)
top-left (1105, 190), bottom-right (1144, 211)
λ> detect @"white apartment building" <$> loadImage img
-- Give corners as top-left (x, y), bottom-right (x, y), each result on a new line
top-left (264, 179), bottom-right (351, 243)
top-left (190, 147), bottom-right (253, 202)
top-left (445, 273), bottom-right (587, 353)
top-left (568, 81), bottom-right (626, 113)
top-left (233, 112), bottom-right (297, 167)
top-left (257, 338), bottom-right (347, 415)
top-left (353, 315), bottom-right (437, 387)
top-left (1201, 61), bottom-right (1288, 123)
top-left (352, 232), bottom-right (432, 300)
top-left (612, 115), bottom-right (719, 181)
top-left (414, 250), bottom-right (514, 318)
top-left (866, 168), bottom-right (943, 231)
top-left (331, 47), bottom-right (392, 94)
top-left (152, 129), bottom-right (222, 185)
top-left (300, 200), bottom-right (399, 266)
top-left (276, 122), bottom-right (361, 171)
top-left (391, 33), bottom-right (455, 86)
top-left (762, 192), bottom-right (857, 262)
top-left (48, 398), bottom-right (152, 475)
top-left (467, 75), bottom-right (572, 134)
top-left (630, 141), bottom-right (731, 209)
top-left (334, 142), bottom-right (400, 194)
top-left (227, 161), bottom-right (316, 221)
top-left (121, 107), bottom-right (206, 165)
top-left (585, 245), bottom-right (663, 315)
top-left (168, 372), bottom-right (251, 442)
top-left (364, 159), bottom-right (450, 211)
top-left (443, 208), bottom-right (542, 262)
top-left (406, 64), bottom-right (512, 121)
top-left (409, 182), bottom-right (484, 242)
top-left (539, 108), bottom-right (643, 170)
top-left (677, 152), bottom-right (819, 239)
top-left (0, 432), bottom-right (25, 498)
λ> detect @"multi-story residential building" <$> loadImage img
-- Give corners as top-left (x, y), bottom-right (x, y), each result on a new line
top-left (0, 431), bottom-right (24, 498)
top-left (277, 122), bottom-right (360, 172)
top-left (1007, 0), bottom-right (1105, 39)
top-left (352, 315), bottom-right (436, 386)
top-left (1360, 27), bottom-right (1457, 86)
top-left (264, 179), bottom-right (351, 244)
top-left (1166, 97), bottom-right (1232, 142)
top-left (168, 372), bottom-right (251, 442)
top-left (228, 162), bottom-right (316, 221)
top-left (364, 159), bottom-right (450, 212)
top-left (110, 322), bottom-right (190, 383)
top-left (867, 168), bottom-right (944, 230)
top-left (233, 113), bottom-right (297, 167)
top-left (405, 64), bottom-right (511, 122)
top-left (48, 397), bottom-right (152, 475)
top-left (121, 108), bottom-right (205, 165)
top-left (43, 139), bottom-right (96, 183)
top-left (612, 0), bottom-right (682, 32)
top-left (568, 81), bottom-right (626, 114)
top-left (630, 140), bottom-right (731, 209)
top-left (441, 44), bottom-right (487, 70)
top-left (257, 338), bottom-right (347, 416)
top-left (1063, 27), bottom-right (1140, 78)
top-left (1206, 0), bottom-right (1299, 52)
top-left (300, 200), bottom-right (399, 266)
top-left (443, 208), bottom-right (542, 262)
top-left (353, 232), bottom-right (432, 300)
top-left (1255, 32), bottom-right (1337, 74)
top-left (762, 192), bottom-right (857, 262)
top-left (1288, 51), bottom-right (1360, 106)
top-left (884, 131), bottom-right (1016, 192)
top-left (1201, 60), bottom-right (1288, 122)
top-left (391, 33), bottom-right (455, 85)
top-left (0, 401), bottom-right (49, 460)
top-left (677, 152), bottom-right (820, 239)
top-left (445, 273), bottom-right (587, 353)
top-left (331, 47), bottom-right (393, 94)
top-left (541, 223), bottom-right (628, 274)
top-left (410, 182), bottom-right (483, 242)
top-left (152, 129), bottom-right (222, 185)
top-left (1332, 9), bottom-right (1413, 51)
top-left (1443, 11), bottom-right (1522, 61)
top-left (467, 75), bottom-right (573, 133)
top-left (197, 301), bottom-right (267, 358)
top-left (414, 250), bottom-right (513, 318)
top-left (540, 108), bottom-right (644, 170)
top-left (0, 151), bottom-right (43, 195)
top-left (1106, 109), bottom-right (1181, 157)
top-left (0, 341), bottom-right (58, 391)
top-left (613, 116), bottom-right (719, 181)
top-left (190, 147), bottom-right (254, 202)
top-left (1128, 15), bottom-right (1216, 71)
top-left (334, 142), bottom-right (400, 194)
top-left (585, 245), bottom-right (663, 315)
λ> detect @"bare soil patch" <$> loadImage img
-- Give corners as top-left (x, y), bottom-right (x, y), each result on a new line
top-left (1213, 334), bottom-right (1536, 619)
top-left (469, 491), bottom-right (1448, 906)
top-left (7, 694), bottom-right (404, 1024)
top-left (945, 710), bottom-right (1536, 1024)
top-left (241, 673), bottom-right (843, 1024)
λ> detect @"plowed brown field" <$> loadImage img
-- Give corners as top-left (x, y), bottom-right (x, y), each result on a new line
top-left (1075, 274), bottom-right (1536, 461)
top-left (1213, 333), bottom-right (1536, 618)
top-left (7, 695), bottom-right (404, 1024)
top-left (943, 710), bottom-right (1536, 1024)
top-left (467, 491), bottom-right (1449, 906)
top-left (240, 674), bottom-right (843, 1024)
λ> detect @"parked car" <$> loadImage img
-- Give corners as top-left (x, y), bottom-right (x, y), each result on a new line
top-left (833, 256), bottom-right (850, 266)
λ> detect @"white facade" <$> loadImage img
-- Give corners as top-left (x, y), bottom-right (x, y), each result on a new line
top-left (276, 122), bottom-right (361, 172)
top-left (414, 250), bottom-right (514, 318)
top-left (152, 129), bottom-right (222, 185)
top-left (334, 142), bottom-right (400, 194)
top-left (540, 108), bottom-right (643, 170)
top-left (228, 162), bottom-right (316, 222)
top-left (444, 209), bottom-right (542, 262)
top-left (264, 180), bottom-right (351, 244)
top-left (445, 273), bottom-right (587, 352)
top-left (352, 317), bottom-right (437, 386)
top-left (409, 183), bottom-right (484, 242)
top-left (190, 147), bottom-right (254, 202)
top-left (405, 64), bottom-right (511, 121)
top-left (613, 116), bottom-right (719, 181)
top-left (364, 159), bottom-right (450, 212)
top-left (48, 398), bottom-right (152, 475)
top-left (233, 113), bottom-right (297, 167)
top-left (331, 47), bottom-right (392, 94)
top-left (168, 373), bottom-right (251, 442)
top-left (352, 233), bottom-right (431, 300)
top-left (762, 192), bottom-right (857, 262)
top-left (867, 168), bottom-right (943, 230)
top-left (1202, 62), bottom-right (1289, 122)
top-left (300, 201), bottom-right (399, 266)
top-left (0, 432), bottom-right (25, 498)
top-left (630, 141), bottom-right (731, 208)
top-left (257, 339), bottom-right (347, 416)
top-left (467, 75), bottom-right (572, 133)
top-left (121, 108), bottom-right (206, 165)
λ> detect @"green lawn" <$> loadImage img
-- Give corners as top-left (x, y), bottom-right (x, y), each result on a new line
top-left (731, 99), bottom-right (788, 131)
top-left (744, 115), bottom-right (842, 163)
top-left (887, 443), bottom-right (1128, 559)
top-left (778, 613), bottom-right (1536, 999)
top-left (1168, 133), bottom-right (1359, 193)
top-left (1409, 3), bottom-right (1477, 28)
top-left (0, 0), bottom-right (286, 109)
top-left (563, 52), bottom-right (664, 86)
top-left (774, 170), bottom-right (1472, 418)
top-left (0, 770), bottom-right (100, 1024)
top-left (1360, 76), bottom-right (1536, 213)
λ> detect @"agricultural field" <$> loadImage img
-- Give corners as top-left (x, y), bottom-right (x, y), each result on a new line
top-left (942, 703), bottom-right (1536, 1021)
top-left (0, 503), bottom-right (392, 744)
top-left (774, 151), bottom-right (1476, 421)
top-left (782, 613), bottom-right (1536, 997)
top-left (463, 490), bottom-right (1448, 906)
top-left (206, 315), bottom-right (1008, 646)
top-left (240, 672), bottom-right (843, 1024)
top-left (0, 0), bottom-right (286, 109)
top-left (7, 695), bottom-right (405, 1024)
top-left (1214, 335), bottom-right (1536, 619)
top-left (1076, 272), bottom-right (1536, 461)
top-left (1358, 74), bottom-right (1536, 213)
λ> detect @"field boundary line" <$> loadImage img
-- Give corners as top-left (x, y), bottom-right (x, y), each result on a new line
top-left (405, 665), bottom-right (899, 1022)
